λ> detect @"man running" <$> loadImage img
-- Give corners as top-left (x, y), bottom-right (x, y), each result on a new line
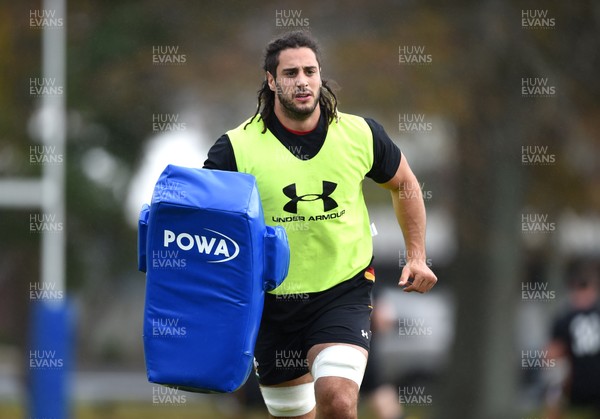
top-left (204, 30), bottom-right (437, 419)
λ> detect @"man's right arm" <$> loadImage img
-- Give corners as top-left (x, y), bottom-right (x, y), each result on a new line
top-left (203, 134), bottom-right (238, 171)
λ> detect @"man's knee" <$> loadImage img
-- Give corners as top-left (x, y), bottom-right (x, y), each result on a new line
top-left (310, 345), bottom-right (368, 418)
top-left (315, 376), bottom-right (358, 417)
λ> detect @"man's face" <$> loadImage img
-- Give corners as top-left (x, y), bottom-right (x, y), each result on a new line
top-left (267, 47), bottom-right (322, 120)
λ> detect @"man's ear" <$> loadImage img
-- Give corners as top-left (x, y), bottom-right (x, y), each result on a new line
top-left (266, 71), bottom-right (276, 92)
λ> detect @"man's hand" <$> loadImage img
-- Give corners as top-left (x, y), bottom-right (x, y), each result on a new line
top-left (398, 259), bottom-right (437, 293)
top-left (381, 153), bottom-right (437, 293)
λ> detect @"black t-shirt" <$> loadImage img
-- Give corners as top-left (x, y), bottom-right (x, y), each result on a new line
top-left (203, 112), bottom-right (401, 184)
top-left (551, 303), bottom-right (600, 406)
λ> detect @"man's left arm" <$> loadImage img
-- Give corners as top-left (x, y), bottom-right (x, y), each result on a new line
top-left (380, 153), bottom-right (437, 293)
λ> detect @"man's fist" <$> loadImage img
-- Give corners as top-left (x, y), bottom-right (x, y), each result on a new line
top-left (398, 260), bottom-right (437, 293)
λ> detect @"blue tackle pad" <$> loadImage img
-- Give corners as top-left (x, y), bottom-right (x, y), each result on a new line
top-left (138, 165), bottom-right (289, 393)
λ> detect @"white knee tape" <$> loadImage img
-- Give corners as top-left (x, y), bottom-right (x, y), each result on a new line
top-left (259, 382), bottom-right (316, 417)
top-left (311, 345), bottom-right (368, 387)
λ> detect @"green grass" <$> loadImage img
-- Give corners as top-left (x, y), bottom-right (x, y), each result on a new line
top-left (3, 402), bottom-right (595, 419)
top-left (0, 401), bottom-right (406, 419)
top-left (0, 402), bottom-right (433, 419)
top-left (0, 402), bottom-right (479, 419)
top-left (0, 401), bottom-right (267, 419)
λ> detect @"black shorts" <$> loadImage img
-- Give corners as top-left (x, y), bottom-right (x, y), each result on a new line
top-left (254, 265), bottom-right (375, 386)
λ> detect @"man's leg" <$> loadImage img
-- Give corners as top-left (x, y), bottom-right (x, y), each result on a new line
top-left (308, 343), bottom-right (368, 419)
top-left (260, 373), bottom-right (316, 419)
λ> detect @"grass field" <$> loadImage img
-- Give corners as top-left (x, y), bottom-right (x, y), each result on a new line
top-left (5, 401), bottom-right (595, 419)
top-left (0, 402), bottom-right (265, 419)
top-left (0, 402), bottom-right (430, 419)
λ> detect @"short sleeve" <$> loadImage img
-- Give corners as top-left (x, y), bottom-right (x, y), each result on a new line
top-left (364, 118), bottom-right (401, 183)
top-left (203, 134), bottom-right (238, 172)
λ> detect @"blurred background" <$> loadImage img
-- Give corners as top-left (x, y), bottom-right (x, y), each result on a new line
top-left (1, 0), bottom-right (599, 418)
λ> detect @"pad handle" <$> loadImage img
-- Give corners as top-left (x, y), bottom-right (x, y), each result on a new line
top-left (263, 225), bottom-right (290, 291)
top-left (138, 204), bottom-right (150, 273)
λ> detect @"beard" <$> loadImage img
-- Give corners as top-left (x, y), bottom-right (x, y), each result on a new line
top-left (275, 83), bottom-right (321, 121)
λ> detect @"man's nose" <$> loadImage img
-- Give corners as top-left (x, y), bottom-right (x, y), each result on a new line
top-left (295, 74), bottom-right (308, 87)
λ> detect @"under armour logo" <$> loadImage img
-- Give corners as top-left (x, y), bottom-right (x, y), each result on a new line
top-left (282, 181), bottom-right (338, 214)
top-left (361, 329), bottom-right (370, 339)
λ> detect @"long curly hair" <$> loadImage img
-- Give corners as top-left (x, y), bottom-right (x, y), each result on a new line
top-left (244, 30), bottom-right (338, 133)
